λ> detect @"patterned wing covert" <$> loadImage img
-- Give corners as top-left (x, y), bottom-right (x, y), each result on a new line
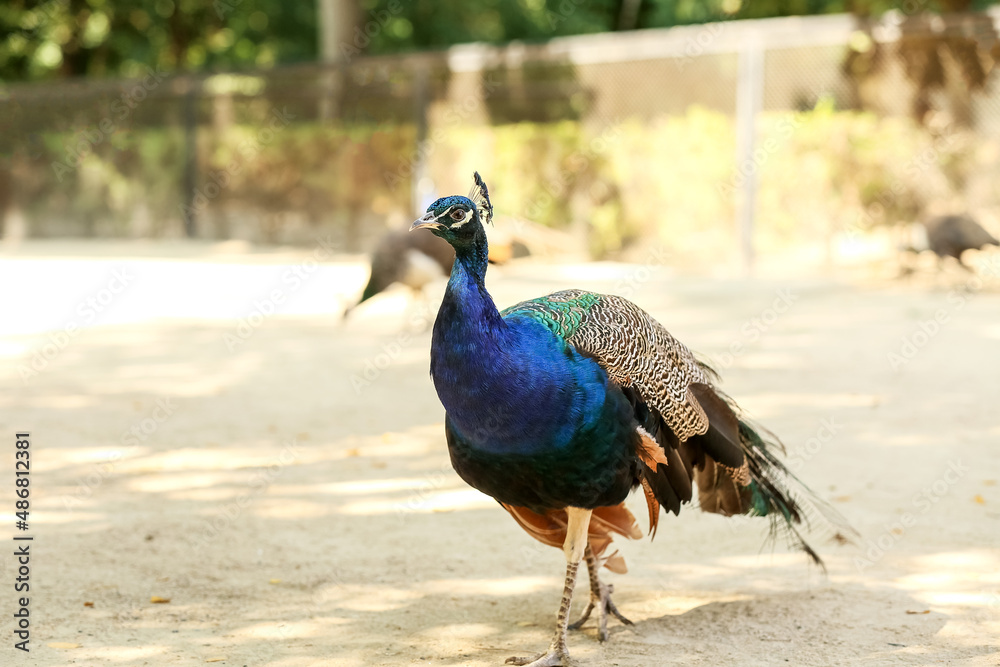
top-left (502, 289), bottom-right (710, 442)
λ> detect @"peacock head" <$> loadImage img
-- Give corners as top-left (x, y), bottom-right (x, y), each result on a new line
top-left (410, 172), bottom-right (493, 247)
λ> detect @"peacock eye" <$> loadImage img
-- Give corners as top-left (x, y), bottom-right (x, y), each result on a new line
top-left (451, 209), bottom-right (467, 222)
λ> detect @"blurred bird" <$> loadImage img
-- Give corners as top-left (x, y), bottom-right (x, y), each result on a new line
top-left (342, 227), bottom-right (454, 320)
top-left (905, 214), bottom-right (999, 272)
top-left (414, 173), bottom-right (850, 667)
top-left (345, 224), bottom-right (519, 321)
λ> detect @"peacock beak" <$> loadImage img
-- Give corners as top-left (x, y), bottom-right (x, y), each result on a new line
top-left (410, 211), bottom-right (443, 232)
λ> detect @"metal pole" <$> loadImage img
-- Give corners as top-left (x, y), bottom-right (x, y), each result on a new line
top-left (735, 33), bottom-right (763, 275)
top-left (317, 0), bottom-right (341, 122)
top-left (318, 0), bottom-right (340, 64)
top-left (411, 64), bottom-right (430, 216)
top-left (181, 76), bottom-right (199, 238)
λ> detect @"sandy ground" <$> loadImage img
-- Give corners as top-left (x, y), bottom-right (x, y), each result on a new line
top-left (0, 240), bottom-right (998, 667)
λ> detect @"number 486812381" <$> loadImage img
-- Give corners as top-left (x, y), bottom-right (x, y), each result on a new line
top-left (15, 433), bottom-right (29, 526)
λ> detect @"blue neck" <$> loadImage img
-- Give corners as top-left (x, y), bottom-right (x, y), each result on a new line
top-left (430, 232), bottom-right (607, 455)
top-left (430, 233), bottom-right (507, 405)
top-left (439, 229), bottom-right (500, 332)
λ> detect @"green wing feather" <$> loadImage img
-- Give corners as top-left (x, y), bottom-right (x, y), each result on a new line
top-left (501, 289), bottom-right (602, 340)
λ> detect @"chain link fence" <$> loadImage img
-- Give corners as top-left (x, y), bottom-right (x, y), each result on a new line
top-left (1, 10), bottom-right (998, 266)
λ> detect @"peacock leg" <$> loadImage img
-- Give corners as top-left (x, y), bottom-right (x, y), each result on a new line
top-left (567, 543), bottom-right (633, 641)
top-left (506, 507), bottom-right (591, 667)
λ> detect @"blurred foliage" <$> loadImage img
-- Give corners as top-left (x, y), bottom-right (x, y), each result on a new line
top-left (195, 119), bottom-right (415, 243)
top-left (366, 0), bottom-right (998, 55)
top-left (846, 0), bottom-right (995, 16)
top-left (8, 105), bottom-right (995, 258)
top-left (4, 116), bottom-right (416, 243)
top-left (3, 0), bottom-right (998, 82)
top-left (0, 0), bottom-right (316, 81)
top-left (423, 104), bottom-right (986, 258)
top-left (8, 126), bottom-right (186, 236)
top-left (755, 103), bottom-right (967, 248)
top-left (483, 60), bottom-right (592, 123)
top-left (842, 0), bottom-right (1000, 125)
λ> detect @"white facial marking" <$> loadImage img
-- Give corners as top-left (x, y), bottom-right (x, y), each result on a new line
top-left (434, 205), bottom-right (456, 220)
top-left (445, 206), bottom-right (470, 229)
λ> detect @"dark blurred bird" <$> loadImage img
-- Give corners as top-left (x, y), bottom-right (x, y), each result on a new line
top-left (909, 214), bottom-right (999, 272)
top-left (345, 223), bottom-right (521, 321)
top-left (414, 173), bottom-right (850, 667)
top-left (343, 227), bottom-right (454, 320)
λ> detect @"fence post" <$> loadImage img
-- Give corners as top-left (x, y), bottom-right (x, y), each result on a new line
top-left (735, 31), bottom-right (764, 275)
top-left (317, 0), bottom-right (344, 122)
top-left (181, 76), bottom-right (200, 239)
top-left (411, 62), bottom-right (431, 216)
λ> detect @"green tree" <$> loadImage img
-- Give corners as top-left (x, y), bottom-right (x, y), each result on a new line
top-left (0, 0), bottom-right (317, 81)
top-left (2, 0), bottom-right (998, 82)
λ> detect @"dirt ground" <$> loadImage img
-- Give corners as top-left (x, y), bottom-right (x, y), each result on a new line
top-left (1, 239), bottom-right (998, 667)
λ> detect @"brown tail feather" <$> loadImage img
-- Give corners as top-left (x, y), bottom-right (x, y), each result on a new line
top-left (500, 502), bottom-right (643, 573)
top-left (688, 383), bottom-right (751, 482)
top-left (693, 456), bottom-right (750, 516)
top-left (637, 419), bottom-right (693, 520)
top-left (640, 477), bottom-right (661, 538)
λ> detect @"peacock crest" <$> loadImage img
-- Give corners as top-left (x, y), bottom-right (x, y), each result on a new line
top-left (468, 171), bottom-right (493, 226)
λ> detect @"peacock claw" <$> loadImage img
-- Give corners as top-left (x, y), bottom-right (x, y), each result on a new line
top-left (504, 646), bottom-right (570, 666)
top-left (569, 548), bottom-right (633, 642)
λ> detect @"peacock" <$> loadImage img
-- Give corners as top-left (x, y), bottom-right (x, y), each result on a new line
top-left (921, 214), bottom-right (999, 271)
top-left (413, 173), bottom-right (850, 667)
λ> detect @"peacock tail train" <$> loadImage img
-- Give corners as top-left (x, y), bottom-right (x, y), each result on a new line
top-left (501, 290), bottom-right (853, 570)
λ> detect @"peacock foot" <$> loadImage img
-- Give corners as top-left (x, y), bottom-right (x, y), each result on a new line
top-left (568, 576), bottom-right (632, 641)
top-left (504, 643), bottom-right (570, 667)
